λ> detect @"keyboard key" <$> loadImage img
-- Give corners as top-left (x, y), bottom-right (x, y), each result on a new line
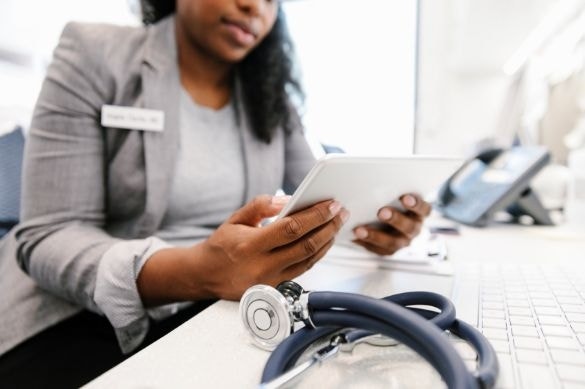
top-left (482, 301), bottom-right (504, 310)
top-left (530, 292), bottom-right (553, 299)
top-left (512, 326), bottom-right (539, 338)
top-left (508, 307), bottom-right (532, 316)
top-left (577, 334), bottom-right (585, 345)
top-left (557, 296), bottom-right (583, 305)
top-left (482, 328), bottom-right (508, 340)
top-left (541, 325), bottom-right (573, 337)
top-left (518, 363), bottom-right (556, 389)
top-left (507, 292), bottom-right (528, 300)
top-left (482, 294), bottom-right (504, 302)
top-left (507, 299), bottom-right (529, 307)
top-left (483, 309), bottom-right (505, 319)
top-left (562, 305), bottom-right (585, 314)
top-left (515, 349), bottom-right (548, 365)
top-left (531, 298), bottom-right (556, 307)
top-left (546, 336), bottom-right (581, 350)
top-left (483, 284), bottom-right (503, 292)
top-left (556, 364), bottom-right (585, 383)
top-left (550, 283), bottom-right (573, 291)
top-left (483, 318), bottom-right (507, 329)
top-left (514, 337), bottom-right (543, 350)
top-left (503, 278), bottom-right (523, 285)
top-left (554, 290), bottom-right (580, 298)
top-left (550, 349), bottom-right (585, 365)
top-left (505, 285), bottom-right (525, 292)
top-left (510, 316), bottom-right (536, 326)
top-left (483, 290), bottom-right (503, 298)
top-left (571, 323), bottom-right (585, 333)
top-left (528, 285), bottom-right (550, 292)
top-left (488, 339), bottom-right (510, 353)
top-left (535, 306), bottom-right (562, 316)
top-left (566, 313), bottom-right (585, 323)
top-left (539, 316), bottom-right (566, 326)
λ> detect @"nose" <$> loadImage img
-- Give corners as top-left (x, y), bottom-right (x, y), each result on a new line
top-left (236, 0), bottom-right (267, 16)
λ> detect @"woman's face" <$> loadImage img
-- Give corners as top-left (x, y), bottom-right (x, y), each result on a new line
top-left (176, 0), bottom-right (279, 63)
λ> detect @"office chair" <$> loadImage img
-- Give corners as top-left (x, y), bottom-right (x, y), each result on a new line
top-left (0, 126), bottom-right (24, 238)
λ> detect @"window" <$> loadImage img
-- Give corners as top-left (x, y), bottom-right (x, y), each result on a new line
top-left (283, 0), bottom-right (419, 156)
top-left (0, 0), bottom-right (138, 130)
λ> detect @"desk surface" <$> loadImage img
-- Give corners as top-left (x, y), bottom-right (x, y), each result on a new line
top-left (86, 206), bottom-right (585, 389)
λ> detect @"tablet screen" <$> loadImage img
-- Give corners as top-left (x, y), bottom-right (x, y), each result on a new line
top-left (278, 155), bottom-right (462, 243)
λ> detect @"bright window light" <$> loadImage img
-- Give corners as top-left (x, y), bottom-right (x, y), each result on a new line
top-left (283, 0), bottom-right (418, 156)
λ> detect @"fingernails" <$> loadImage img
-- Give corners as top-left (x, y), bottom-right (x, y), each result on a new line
top-left (354, 227), bottom-right (368, 239)
top-left (271, 195), bottom-right (291, 206)
top-left (340, 209), bottom-right (350, 224)
top-left (329, 201), bottom-right (342, 215)
top-left (379, 208), bottom-right (393, 221)
top-left (403, 195), bottom-right (417, 208)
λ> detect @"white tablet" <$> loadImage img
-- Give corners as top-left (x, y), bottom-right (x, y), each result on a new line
top-left (278, 155), bottom-right (462, 242)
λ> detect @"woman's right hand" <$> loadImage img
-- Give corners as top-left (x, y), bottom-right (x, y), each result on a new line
top-left (137, 195), bottom-right (348, 306)
top-left (198, 195), bottom-right (349, 300)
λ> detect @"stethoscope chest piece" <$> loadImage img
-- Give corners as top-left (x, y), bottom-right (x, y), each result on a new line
top-left (240, 285), bottom-right (293, 350)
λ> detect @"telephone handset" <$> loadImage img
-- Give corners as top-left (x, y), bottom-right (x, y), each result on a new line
top-left (437, 146), bottom-right (553, 227)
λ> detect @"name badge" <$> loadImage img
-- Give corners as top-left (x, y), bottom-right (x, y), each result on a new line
top-left (101, 105), bottom-right (165, 132)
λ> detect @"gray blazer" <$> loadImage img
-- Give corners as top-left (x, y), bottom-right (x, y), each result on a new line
top-left (0, 16), bottom-right (315, 355)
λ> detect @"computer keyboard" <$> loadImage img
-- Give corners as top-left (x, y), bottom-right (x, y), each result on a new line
top-left (452, 263), bottom-right (585, 389)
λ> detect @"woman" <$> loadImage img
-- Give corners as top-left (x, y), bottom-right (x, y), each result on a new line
top-left (0, 0), bottom-right (431, 386)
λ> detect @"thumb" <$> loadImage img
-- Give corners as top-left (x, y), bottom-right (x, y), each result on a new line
top-left (228, 195), bottom-right (290, 226)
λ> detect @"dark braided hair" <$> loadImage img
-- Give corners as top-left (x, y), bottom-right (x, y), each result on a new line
top-left (140, 0), bottom-right (304, 143)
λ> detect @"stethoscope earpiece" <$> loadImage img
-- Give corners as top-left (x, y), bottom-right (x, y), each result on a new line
top-left (240, 284), bottom-right (294, 350)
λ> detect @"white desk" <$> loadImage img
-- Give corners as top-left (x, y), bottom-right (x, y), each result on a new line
top-left (86, 206), bottom-right (585, 389)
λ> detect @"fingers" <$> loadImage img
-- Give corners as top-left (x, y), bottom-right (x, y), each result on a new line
top-left (228, 195), bottom-right (290, 226)
top-left (400, 194), bottom-right (432, 218)
top-left (375, 206), bottom-right (422, 239)
top-left (351, 194), bottom-right (431, 256)
top-left (272, 210), bottom-right (348, 269)
top-left (256, 200), bottom-right (345, 250)
top-left (281, 237), bottom-right (336, 280)
top-left (353, 227), bottom-right (411, 255)
top-left (368, 194), bottom-right (431, 239)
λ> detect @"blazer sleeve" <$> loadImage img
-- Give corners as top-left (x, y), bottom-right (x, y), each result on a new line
top-left (14, 22), bottom-right (120, 312)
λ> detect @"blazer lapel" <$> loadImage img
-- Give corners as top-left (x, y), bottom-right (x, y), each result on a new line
top-left (137, 16), bottom-right (180, 236)
top-left (234, 79), bottom-right (285, 204)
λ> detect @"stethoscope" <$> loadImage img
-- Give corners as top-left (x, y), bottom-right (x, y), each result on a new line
top-left (240, 281), bottom-right (499, 389)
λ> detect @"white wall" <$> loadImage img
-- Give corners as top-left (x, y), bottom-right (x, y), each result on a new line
top-left (416, 0), bottom-right (560, 157)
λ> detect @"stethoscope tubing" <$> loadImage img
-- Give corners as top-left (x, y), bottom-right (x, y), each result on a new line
top-left (261, 291), bottom-right (498, 389)
top-left (311, 310), bottom-right (477, 388)
top-left (450, 318), bottom-right (499, 388)
top-left (312, 292), bottom-right (476, 389)
top-left (261, 326), bottom-right (339, 380)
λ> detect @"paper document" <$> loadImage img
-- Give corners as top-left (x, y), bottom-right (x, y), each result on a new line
top-left (327, 229), bottom-right (453, 276)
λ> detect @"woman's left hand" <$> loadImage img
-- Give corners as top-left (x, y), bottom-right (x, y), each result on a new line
top-left (352, 193), bottom-right (432, 256)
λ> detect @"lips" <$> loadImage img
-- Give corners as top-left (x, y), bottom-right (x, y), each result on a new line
top-left (222, 17), bottom-right (258, 46)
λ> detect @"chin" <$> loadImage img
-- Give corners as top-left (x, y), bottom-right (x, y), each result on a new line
top-left (219, 48), bottom-right (251, 64)
top-left (209, 39), bottom-right (254, 64)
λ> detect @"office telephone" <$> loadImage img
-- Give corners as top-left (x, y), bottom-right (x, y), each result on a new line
top-left (437, 146), bottom-right (553, 227)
